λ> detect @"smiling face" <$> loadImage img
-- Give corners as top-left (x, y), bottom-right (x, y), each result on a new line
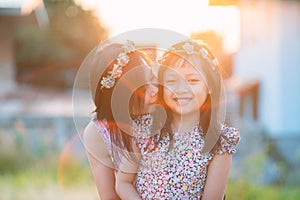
top-left (162, 63), bottom-right (208, 118)
top-left (157, 40), bottom-right (225, 151)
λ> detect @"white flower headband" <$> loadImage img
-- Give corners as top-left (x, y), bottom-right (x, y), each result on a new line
top-left (157, 42), bottom-right (219, 70)
top-left (100, 40), bottom-right (135, 89)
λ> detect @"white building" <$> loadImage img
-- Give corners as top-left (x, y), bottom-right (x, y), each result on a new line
top-left (229, 0), bottom-right (300, 184)
top-left (234, 0), bottom-right (300, 137)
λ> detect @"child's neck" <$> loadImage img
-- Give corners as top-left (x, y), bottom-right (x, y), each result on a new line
top-left (171, 112), bottom-right (199, 133)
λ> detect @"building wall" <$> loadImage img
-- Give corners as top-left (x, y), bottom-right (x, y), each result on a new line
top-left (280, 1), bottom-right (300, 134)
top-left (234, 1), bottom-right (300, 136)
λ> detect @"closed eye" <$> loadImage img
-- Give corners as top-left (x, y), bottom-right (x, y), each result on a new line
top-left (165, 79), bottom-right (176, 84)
top-left (187, 79), bottom-right (201, 84)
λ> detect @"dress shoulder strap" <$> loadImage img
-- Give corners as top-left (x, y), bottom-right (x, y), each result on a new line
top-left (92, 119), bottom-right (114, 159)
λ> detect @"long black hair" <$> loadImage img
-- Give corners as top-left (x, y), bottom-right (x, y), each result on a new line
top-left (90, 43), bottom-right (153, 161)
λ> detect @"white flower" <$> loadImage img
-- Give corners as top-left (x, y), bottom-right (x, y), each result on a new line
top-left (99, 40), bottom-right (136, 90)
top-left (169, 47), bottom-right (176, 52)
top-left (101, 76), bottom-right (115, 89)
top-left (110, 64), bottom-right (123, 78)
top-left (212, 58), bottom-right (218, 66)
top-left (117, 52), bottom-right (130, 66)
top-left (200, 48), bottom-right (209, 58)
top-left (182, 42), bottom-right (194, 54)
top-left (155, 55), bottom-right (165, 64)
top-left (123, 40), bottom-right (135, 52)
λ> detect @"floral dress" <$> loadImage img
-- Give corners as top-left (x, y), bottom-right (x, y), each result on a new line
top-left (132, 116), bottom-right (240, 199)
top-left (93, 119), bottom-right (122, 168)
top-left (92, 114), bottom-right (150, 169)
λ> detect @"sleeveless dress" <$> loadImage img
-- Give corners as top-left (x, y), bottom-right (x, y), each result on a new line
top-left (92, 119), bottom-right (122, 168)
top-left (132, 116), bottom-right (240, 199)
top-left (92, 114), bottom-right (152, 169)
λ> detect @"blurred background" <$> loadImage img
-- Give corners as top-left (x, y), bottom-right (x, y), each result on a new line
top-left (0, 0), bottom-right (299, 199)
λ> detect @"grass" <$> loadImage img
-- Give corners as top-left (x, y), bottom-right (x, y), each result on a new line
top-left (0, 162), bottom-right (99, 200)
top-left (1, 166), bottom-right (300, 200)
top-left (0, 121), bottom-right (100, 199)
top-left (226, 179), bottom-right (300, 200)
top-left (1, 120), bottom-right (299, 199)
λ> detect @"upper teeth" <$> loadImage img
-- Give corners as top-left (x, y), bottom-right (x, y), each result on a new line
top-left (176, 99), bottom-right (189, 104)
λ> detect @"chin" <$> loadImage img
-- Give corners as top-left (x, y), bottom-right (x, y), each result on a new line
top-left (173, 107), bottom-right (199, 115)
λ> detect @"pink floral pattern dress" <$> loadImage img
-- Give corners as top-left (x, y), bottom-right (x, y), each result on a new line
top-left (93, 119), bottom-right (122, 168)
top-left (132, 116), bottom-right (240, 199)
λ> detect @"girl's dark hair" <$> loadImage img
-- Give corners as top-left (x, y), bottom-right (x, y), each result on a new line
top-left (90, 43), bottom-right (153, 162)
top-left (157, 40), bottom-right (224, 152)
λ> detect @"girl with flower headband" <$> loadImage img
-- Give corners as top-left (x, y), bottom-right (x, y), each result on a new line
top-left (83, 40), bottom-right (159, 200)
top-left (116, 40), bottom-right (240, 199)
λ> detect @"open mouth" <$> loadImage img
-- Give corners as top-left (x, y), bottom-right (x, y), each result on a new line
top-left (173, 97), bottom-right (192, 105)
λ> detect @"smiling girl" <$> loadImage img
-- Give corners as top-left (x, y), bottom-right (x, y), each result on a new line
top-left (116, 40), bottom-right (240, 200)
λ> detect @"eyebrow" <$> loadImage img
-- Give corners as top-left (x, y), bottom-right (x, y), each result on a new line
top-left (164, 73), bottom-right (177, 78)
top-left (185, 73), bottom-right (201, 76)
top-left (165, 73), bottom-right (201, 78)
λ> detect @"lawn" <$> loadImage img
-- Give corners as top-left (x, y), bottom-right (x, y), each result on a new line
top-left (1, 165), bottom-right (299, 200)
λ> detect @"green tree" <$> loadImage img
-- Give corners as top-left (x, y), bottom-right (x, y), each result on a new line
top-left (14, 0), bottom-right (108, 88)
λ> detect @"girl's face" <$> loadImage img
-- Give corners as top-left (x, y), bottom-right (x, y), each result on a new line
top-left (163, 64), bottom-right (208, 117)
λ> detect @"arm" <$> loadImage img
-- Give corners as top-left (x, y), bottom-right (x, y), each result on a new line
top-left (115, 145), bottom-right (142, 200)
top-left (83, 121), bottom-right (120, 200)
top-left (115, 170), bottom-right (141, 200)
top-left (202, 154), bottom-right (232, 200)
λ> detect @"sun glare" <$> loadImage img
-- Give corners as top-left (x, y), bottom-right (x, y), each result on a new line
top-left (76, 0), bottom-right (240, 53)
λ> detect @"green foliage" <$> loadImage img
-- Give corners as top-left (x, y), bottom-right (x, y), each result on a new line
top-left (57, 155), bottom-right (92, 186)
top-left (227, 179), bottom-right (300, 200)
top-left (44, 0), bottom-right (107, 55)
top-left (14, 25), bottom-right (74, 72)
top-left (14, 0), bottom-right (107, 88)
top-left (0, 122), bottom-right (59, 174)
top-left (0, 130), bottom-right (32, 173)
top-left (1, 126), bottom-right (300, 198)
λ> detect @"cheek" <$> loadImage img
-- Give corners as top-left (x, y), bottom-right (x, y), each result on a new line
top-left (145, 90), bottom-right (152, 104)
top-left (150, 85), bottom-right (158, 96)
top-left (144, 88), bottom-right (157, 105)
top-left (194, 82), bottom-right (208, 94)
top-left (193, 84), bottom-right (208, 102)
top-left (144, 93), bottom-right (150, 105)
top-left (163, 88), bottom-right (173, 103)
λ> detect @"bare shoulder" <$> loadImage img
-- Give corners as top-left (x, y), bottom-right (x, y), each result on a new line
top-left (83, 121), bottom-right (109, 157)
top-left (83, 121), bottom-right (100, 145)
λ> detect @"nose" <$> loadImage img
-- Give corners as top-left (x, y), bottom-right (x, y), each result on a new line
top-left (174, 79), bottom-right (189, 94)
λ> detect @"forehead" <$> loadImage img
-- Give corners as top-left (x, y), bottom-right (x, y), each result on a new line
top-left (163, 63), bottom-right (204, 77)
top-left (165, 54), bottom-right (205, 73)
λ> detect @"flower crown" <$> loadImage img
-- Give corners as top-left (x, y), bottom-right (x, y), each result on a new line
top-left (157, 41), bottom-right (219, 70)
top-left (100, 40), bottom-right (136, 89)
